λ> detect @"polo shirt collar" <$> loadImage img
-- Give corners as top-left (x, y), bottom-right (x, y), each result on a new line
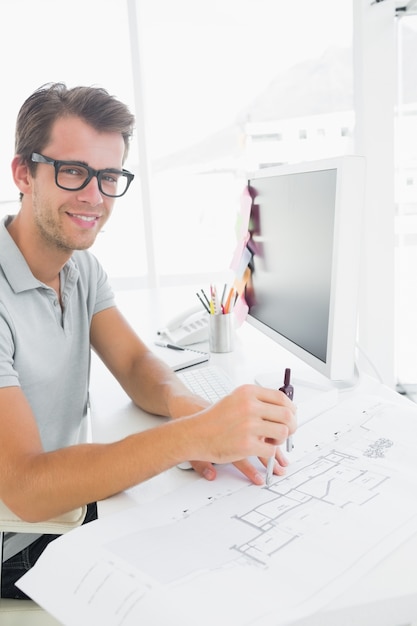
top-left (0, 215), bottom-right (78, 294)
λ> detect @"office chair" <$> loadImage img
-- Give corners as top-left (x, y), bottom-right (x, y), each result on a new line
top-left (0, 499), bottom-right (87, 626)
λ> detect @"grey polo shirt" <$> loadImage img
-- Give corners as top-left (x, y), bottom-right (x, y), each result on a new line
top-left (0, 215), bottom-right (116, 560)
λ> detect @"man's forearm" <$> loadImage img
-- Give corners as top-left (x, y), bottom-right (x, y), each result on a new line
top-left (118, 350), bottom-right (209, 419)
top-left (3, 418), bottom-right (193, 522)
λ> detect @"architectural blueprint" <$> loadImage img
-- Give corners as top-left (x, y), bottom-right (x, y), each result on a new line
top-left (18, 394), bottom-right (417, 626)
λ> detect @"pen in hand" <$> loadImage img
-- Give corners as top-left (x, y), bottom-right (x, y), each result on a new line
top-left (265, 451), bottom-right (276, 487)
top-left (266, 368), bottom-right (294, 486)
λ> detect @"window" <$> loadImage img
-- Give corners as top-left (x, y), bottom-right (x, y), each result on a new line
top-left (135, 0), bottom-right (353, 284)
top-left (0, 0), bottom-right (146, 283)
top-left (0, 0), bottom-right (353, 289)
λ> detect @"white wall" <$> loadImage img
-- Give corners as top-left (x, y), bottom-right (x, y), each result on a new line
top-left (353, 0), bottom-right (396, 387)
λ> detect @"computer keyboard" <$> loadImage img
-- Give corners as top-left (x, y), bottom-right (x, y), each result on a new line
top-left (177, 365), bottom-right (235, 403)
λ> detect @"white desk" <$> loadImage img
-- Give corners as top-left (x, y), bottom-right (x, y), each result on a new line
top-left (89, 288), bottom-right (417, 626)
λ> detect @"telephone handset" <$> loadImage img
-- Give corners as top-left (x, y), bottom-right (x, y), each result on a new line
top-left (157, 306), bottom-right (209, 346)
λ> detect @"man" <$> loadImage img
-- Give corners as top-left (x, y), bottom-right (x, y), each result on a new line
top-left (0, 83), bottom-right (295, 597)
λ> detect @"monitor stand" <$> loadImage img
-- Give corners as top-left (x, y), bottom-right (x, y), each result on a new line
top-left (254, 371), bottom-right (339, 426)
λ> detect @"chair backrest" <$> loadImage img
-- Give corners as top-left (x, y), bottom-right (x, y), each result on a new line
top-left (0, 500), bottom-right (87, 600)
top-left (0, 500), bottom-right (87, 534)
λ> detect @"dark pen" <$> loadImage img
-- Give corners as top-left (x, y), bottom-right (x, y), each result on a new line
top-left (154, 341), bottom-right (184, 351)
top-left (196, 291), bottom-right (210, 313)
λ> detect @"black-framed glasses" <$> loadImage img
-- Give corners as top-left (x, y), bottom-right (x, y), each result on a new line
top-left (31, 152), bottom-right (135, 198)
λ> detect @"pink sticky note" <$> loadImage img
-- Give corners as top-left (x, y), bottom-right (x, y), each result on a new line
top-left (233, 295), bottom-right (249, 328)
top-left (230, 231), bottom-right (250, 273)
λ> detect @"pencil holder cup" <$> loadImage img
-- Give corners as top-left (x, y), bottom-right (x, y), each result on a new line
top-left (209, 314), bottom-right (234, 353)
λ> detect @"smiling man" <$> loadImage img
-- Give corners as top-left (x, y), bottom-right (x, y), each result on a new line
top-left (0, 83), bottom-right (296, 598)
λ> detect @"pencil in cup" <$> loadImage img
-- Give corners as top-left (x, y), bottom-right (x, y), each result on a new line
top-left (222, 287), bottom-right (236, 314)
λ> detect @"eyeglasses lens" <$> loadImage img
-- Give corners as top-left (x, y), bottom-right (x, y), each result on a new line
top-left (56, 164), bottom-right (130, 197)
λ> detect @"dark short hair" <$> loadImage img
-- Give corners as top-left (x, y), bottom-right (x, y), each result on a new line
top-left (15, 82), bottom-right (135, 172)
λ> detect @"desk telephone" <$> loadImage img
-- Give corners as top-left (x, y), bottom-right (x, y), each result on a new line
top-left (157, 306), bottom-right (209, 346)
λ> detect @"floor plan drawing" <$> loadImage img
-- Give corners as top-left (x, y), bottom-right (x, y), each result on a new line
top-left (17, 395), bottom-right (417, 626)
top-left (103, 412), bottom-right (412, 590)
top-left (233, 444), bottom-right (391, 566)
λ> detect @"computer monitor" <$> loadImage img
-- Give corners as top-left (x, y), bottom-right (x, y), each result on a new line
top-left (245, 156), bottom-right (365, 397)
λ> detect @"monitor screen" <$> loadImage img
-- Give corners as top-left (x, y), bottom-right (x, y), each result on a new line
top-left (245, 156), bottom-right (365, 384)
